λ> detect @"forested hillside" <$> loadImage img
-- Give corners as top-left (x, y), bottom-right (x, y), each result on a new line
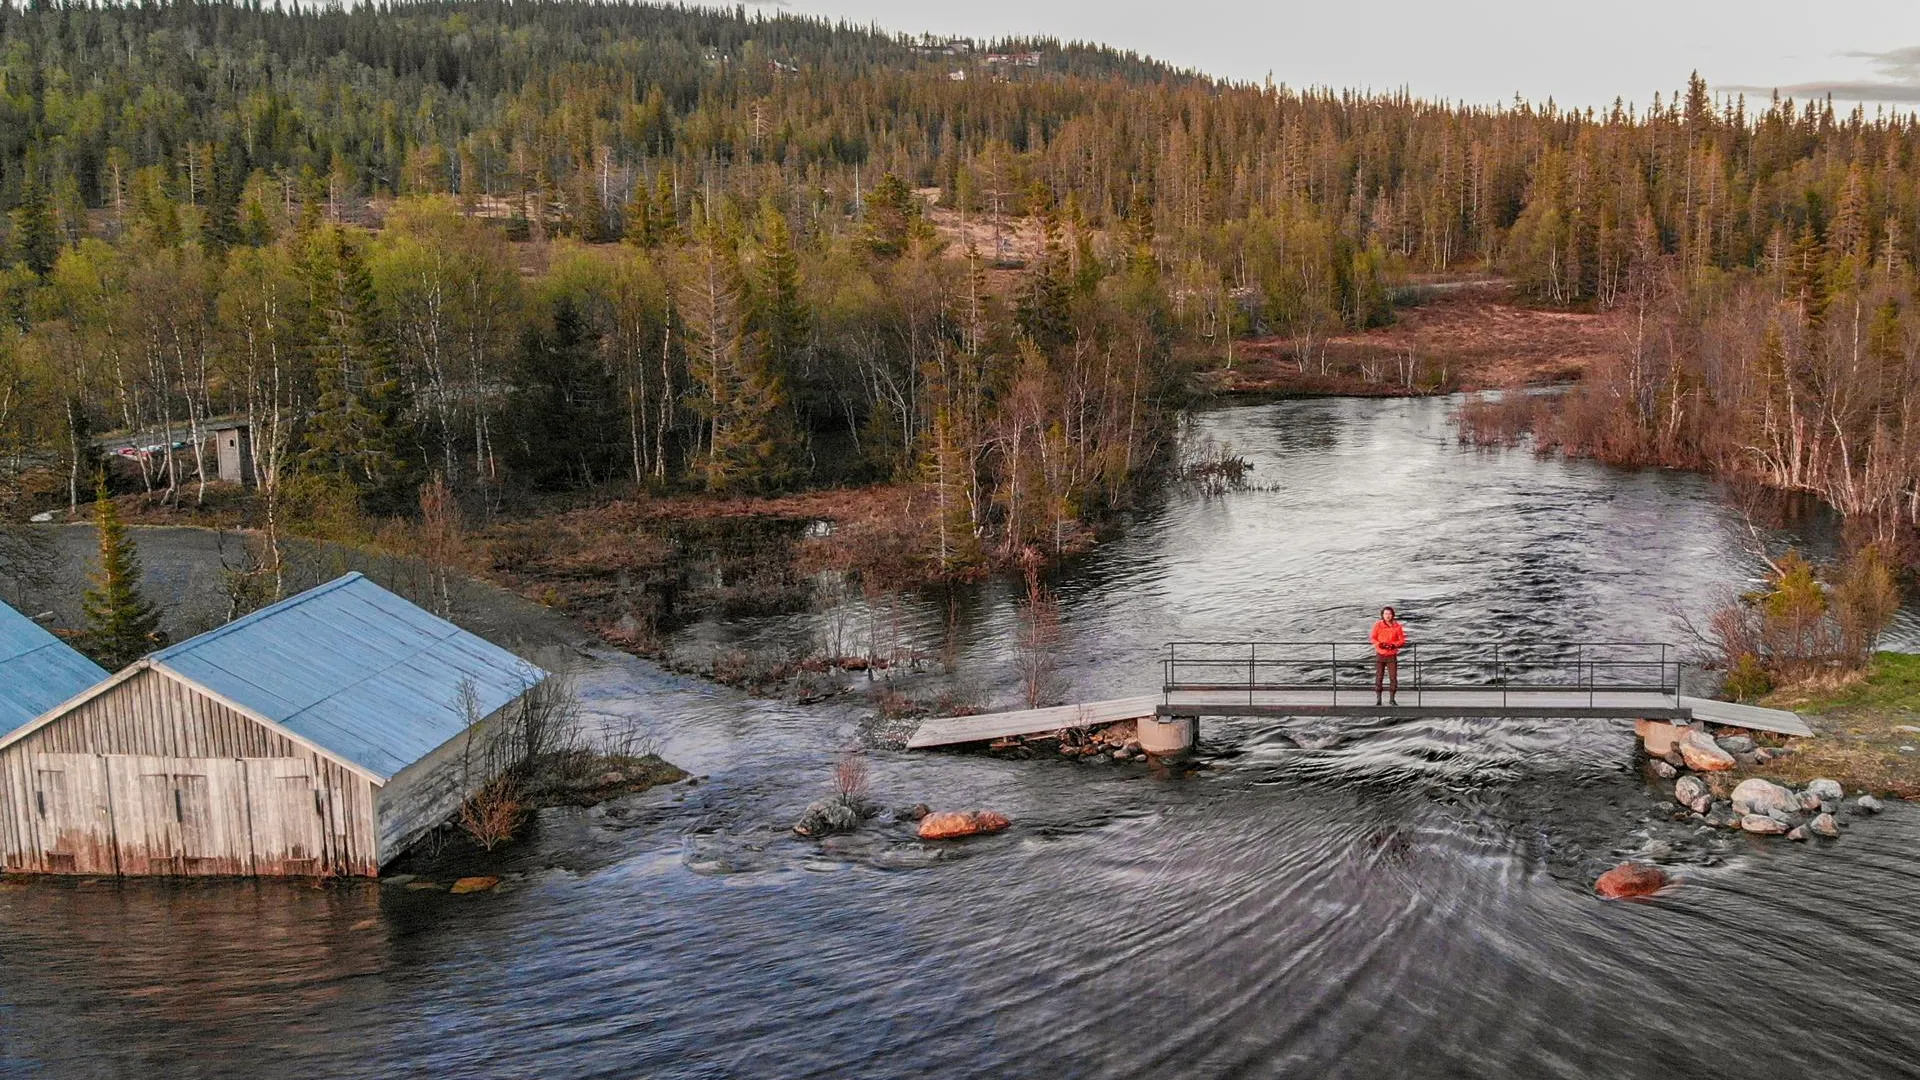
top-left (2, 0), bottom-right (1920, 575)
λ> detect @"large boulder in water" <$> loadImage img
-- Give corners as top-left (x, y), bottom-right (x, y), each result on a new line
top-left (918, 810), bottom-right (1012, 840)
top-left (1741, 814), bottom-right (1791, 835)
top-left (1731, 778), bottom-right (1800, 817)
top-left (1595, 861), bottom-right (1669, 899)
top-left (1679, 731), bottom-right (1738, 772)
top-left (1637, 719), bottom-right (1693, 758)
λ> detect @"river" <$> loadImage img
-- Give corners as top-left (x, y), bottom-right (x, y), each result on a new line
top-left (3, 396), bottom-right (1917, 1078)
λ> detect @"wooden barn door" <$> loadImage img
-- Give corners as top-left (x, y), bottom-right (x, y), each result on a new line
top-left (106, 757), bottom-right (181, 875)
top-left (24, 754), bottom-right (116, 875)
top-left (176, 760), bottom-right (252, 876)
top-left (242, 758), bottom-right (325, 876)
top-left (103, 756), bottom-right (253, 876)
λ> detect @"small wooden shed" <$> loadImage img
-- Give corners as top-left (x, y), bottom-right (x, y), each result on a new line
top-left (208, 421), bottom-right (254, 486)
top-left (0, 573), bottom-right (547, 877)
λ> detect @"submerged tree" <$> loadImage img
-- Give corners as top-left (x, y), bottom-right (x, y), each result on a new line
top-left (80, 478), bottom-right (162, 669)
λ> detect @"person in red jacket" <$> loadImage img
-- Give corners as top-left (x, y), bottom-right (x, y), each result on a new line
top-left (1370, 606), bottom-right (1406, 706)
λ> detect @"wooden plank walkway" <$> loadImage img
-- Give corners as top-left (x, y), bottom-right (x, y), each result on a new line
top-left (906, 688), bottom-right (1811, 748)
top-left (1678, 696), bottom-right (1814, 737)
top-left (905, 696), bottom-right (1159, 749)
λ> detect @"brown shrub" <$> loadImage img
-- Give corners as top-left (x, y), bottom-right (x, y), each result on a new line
top-left (459, 776), bottom-right (524, 851)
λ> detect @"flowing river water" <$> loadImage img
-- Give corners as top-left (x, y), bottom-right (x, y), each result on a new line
top-left (4, 396), bottom-right (1918, 1078)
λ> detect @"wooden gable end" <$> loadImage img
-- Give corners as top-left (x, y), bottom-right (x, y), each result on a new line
top-left (0, 667), bottom-right (381, 877)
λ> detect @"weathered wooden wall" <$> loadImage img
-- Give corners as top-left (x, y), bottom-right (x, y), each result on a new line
top-left (375, 700), bottom-right (517, 864)
top-left (0, 668), bottom-right (380, 876)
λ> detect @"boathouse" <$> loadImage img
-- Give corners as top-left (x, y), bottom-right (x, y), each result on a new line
top-left (0, 600), bottom-right (109, 739)
top-left (0, 573), bottom-right (547, 877)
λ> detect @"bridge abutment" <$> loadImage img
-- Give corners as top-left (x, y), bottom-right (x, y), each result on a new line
top-left (1140, 713), bottom-right (1197, 759)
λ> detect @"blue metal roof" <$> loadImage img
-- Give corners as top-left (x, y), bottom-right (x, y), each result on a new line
top-left (0, 600), bottom-right (109, 737)
top-left (152, 573), bottom-right (547, 781)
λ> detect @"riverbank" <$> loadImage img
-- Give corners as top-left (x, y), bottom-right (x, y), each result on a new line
top-left (1198, 279), bottom-right (1618, 397)
top-left (1746, 653), bottom-right (1920, 799)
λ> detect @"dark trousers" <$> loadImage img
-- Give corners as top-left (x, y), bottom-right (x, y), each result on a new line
top-left (1374, 654), bottom-right (1399, 700)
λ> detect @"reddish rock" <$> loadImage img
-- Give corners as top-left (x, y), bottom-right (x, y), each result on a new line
top-left (1595, 861), bottom-right (1670, 900)
top-left (918, 810), bottom-right (1012, 840)
top-left (450, 876), bottom-right (500, 894)
top-left (1636, 719), bottom-right (1693, 758)
top-left (1678, 731), bottom-right (1737, 772)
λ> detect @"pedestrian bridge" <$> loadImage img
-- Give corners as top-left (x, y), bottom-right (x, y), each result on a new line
top-left (906, 640), bottom-right (1812, 748)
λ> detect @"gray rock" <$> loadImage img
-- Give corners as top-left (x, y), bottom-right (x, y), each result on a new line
top-left (1855, 795), bottom-right (1885, 815)
top-left (1650, 759), bottom-right (1678, 780)
top-left (1675, 775), bottom-right (1711, 807)
top-left (1797, 790), bottom-right (1823, 812)
top-left (1806, 779), bottom-right (1845, 802)
top-left (1706, 807), bottom-right (1742, 829)
top-left (792, 796), bottom-right (873, 838)
top-left (1810, 813), bottom-right (1841, 839)
top-left (1754, 747), bottom-right (1776, 764)
top-left (1716, 735), bottom-right (1757, 755)
top-left (1741, 814), bottom-right (1791, 835)
top-left (1689, 794), bottom-right (1714, 815)
top-left (1662, 748), bottom-right (1687, 769)
top-left (1786, 825), bottom-right (1809, 841)
top-left (1731, 777), bottom-right (1799, 816)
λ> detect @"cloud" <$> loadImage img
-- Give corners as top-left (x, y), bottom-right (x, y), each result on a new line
top-left (1719, 45), bottom-right (1920, 104)
top-left (1846, 45), bottom-right (1920, 81)
top-left (1718, 80), bottom-right (1920, 104)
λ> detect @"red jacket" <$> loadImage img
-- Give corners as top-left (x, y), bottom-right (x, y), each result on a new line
top-left (1370, 619), bottom-right (1406, 656)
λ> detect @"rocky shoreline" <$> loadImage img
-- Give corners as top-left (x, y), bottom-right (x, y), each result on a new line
top-left (1597, 720), bottom-right (1889, 899)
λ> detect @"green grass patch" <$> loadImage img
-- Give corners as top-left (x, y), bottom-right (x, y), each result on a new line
top-left (1763, 651), bottom-right (1920, 714)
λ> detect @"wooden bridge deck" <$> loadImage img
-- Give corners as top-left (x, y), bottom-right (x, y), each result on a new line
top-left (905, 689), bottom-right (1811, 749)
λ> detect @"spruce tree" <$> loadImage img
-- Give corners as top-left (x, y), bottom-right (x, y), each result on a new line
top-left (9, 174), bottom-right (61, 278)
top-left (505, 295), bottom-right (620, 489)
top-left (299, 225), bottom-right (415, 511)
top-left (80, 478), bottom-right (162, 670)
top-left (864, 173), bottom-right (918, 259)
top-left (754, 203), bottom-right (809, 382)
top-left (623, 180), bottom-right (656, 248)
top-left (1017, 182), bottom-right (1072, 351)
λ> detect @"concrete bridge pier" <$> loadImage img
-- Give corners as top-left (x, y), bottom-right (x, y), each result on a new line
top-left (1139, 713), bottom-right (1197, 759)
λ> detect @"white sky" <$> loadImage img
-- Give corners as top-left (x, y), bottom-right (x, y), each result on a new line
top-left (772, 0), bottom-right (1920, 111)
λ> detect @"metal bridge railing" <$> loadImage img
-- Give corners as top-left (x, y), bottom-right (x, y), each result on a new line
top-left (1161, 640), bottom-right (1681, 708)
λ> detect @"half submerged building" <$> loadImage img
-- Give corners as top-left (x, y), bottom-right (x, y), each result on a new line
top-left (0, 573), bottom-right (547, 877)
